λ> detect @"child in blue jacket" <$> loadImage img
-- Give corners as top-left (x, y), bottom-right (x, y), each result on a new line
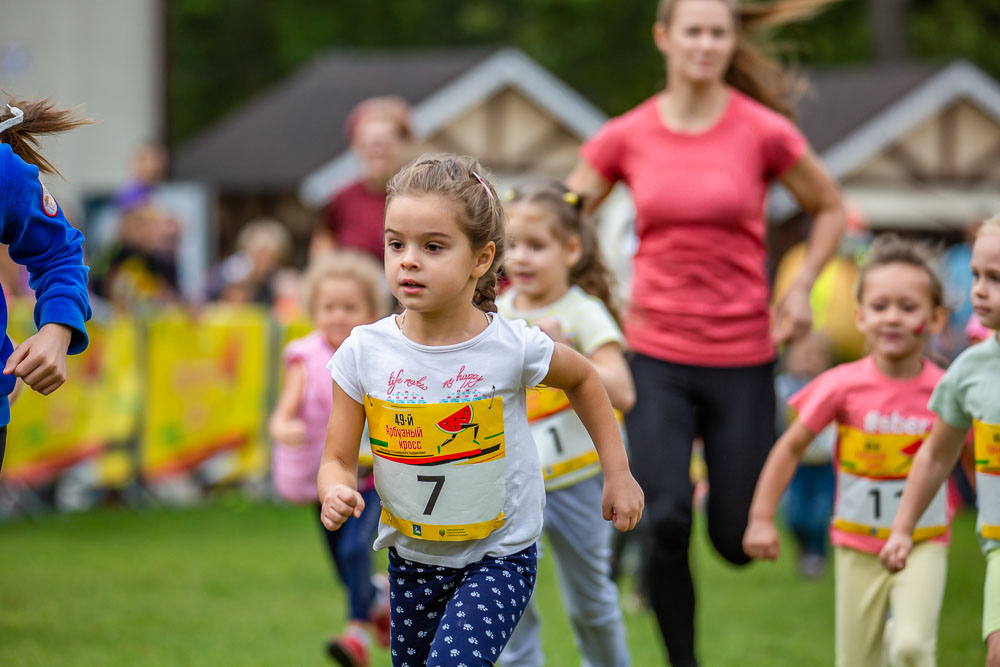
top-left (0, 99), bottom-right (93, 469)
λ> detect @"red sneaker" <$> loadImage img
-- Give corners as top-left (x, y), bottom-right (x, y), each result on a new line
top-left (369, 574), bottom-right (391, 648)
top-left (326, 632), bottom-right (370, 667)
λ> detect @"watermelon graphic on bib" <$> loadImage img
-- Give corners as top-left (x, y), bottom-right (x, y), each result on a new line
top-left (436, 404), bottom-right (479, 452)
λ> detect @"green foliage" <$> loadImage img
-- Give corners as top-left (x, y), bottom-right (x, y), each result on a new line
top-left (167, 1), bottom-right (1000, 146)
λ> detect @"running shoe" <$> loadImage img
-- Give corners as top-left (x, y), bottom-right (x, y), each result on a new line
top-left (326, 632), bottom-right (369, 667)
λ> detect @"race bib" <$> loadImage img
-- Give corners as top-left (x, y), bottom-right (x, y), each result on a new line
top-left (365, 395), bottom-right (506, 541)
top-left (526, 385), bottom-right (571, 422)
top-left (530, 409), bottom-right (599, 490)
top-left (974, 420), bottom-right (1000, 540)
top-left (834, 425), bottom-right (947, 540)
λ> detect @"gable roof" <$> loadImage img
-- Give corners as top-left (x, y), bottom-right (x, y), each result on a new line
top-left (173, 48), bottom-right (495, 191)
top-left (771, 60), bottom-right (1000, 220)
top-left (298, 48), bottom-right (608, 207)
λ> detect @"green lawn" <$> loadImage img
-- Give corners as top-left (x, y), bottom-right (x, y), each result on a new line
top-left (0, 499), bottom-right (987, 666)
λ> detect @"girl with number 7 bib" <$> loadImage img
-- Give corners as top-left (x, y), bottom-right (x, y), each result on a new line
top-left (743, 235), bottom-right (953, 667)
top-left (317, 154), bottom-right (644, 667)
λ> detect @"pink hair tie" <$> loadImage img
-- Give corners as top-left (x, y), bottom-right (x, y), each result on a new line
top-left (471, 171), bottom-right (495, 203)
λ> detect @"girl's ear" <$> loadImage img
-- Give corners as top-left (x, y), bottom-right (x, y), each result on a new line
top-left (564, 234), bottom-right (583, 269)
top-left (653, 21), bottom-right (671, 57)
top-left (471, 241), bottom-right (496, 280)
top-left (927, 305), bottom-right (950, 336)
top-left (853, 303), bottom-right (865, 335)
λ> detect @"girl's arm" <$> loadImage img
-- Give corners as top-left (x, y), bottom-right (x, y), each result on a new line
top-left (774, 151), bottom-right (845, 344)
top-left (743, 420), bottom-right (817, 560)
top-left (587, 343), bottom-right (636, 413)
top-left (542, 343), bottom-right (643, 531)
top-left (268, 361), bottom-right (307, 446)
top-left (879, 419), bottom-right (968, 572)
top-left (317, 381), bottom-right (367, 531)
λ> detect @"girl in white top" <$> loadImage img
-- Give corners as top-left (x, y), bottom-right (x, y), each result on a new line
top-left (497, 179), bottom-right (635, 667)
top-left (318, 154), bottom-right (643, 667)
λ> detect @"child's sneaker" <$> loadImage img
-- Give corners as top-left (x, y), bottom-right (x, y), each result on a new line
top-left (369, 573), bottom-right (391, 648)
top-left (326, 631), bottom-right (370, 667)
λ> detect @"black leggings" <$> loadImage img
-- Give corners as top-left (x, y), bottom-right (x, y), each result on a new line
top-left (626, 353), bottom-right (775, 667)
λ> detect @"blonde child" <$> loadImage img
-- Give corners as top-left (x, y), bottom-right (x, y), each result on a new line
top-left (317, 154), bottom-right (644, 667)
top-left (881, 217), bottom-right (1000, 666)
top-left (269, 251), bottom-right (391, 667)
top-left (496, 180), bottom-right (635, 667)
top-left (744, 235), bottom-right (952, 667)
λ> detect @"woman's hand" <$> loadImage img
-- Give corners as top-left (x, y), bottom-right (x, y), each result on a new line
top-left (743, 518), bottom-right (781, 560)
top-left (320, 484), bottom-right (366, 531)
top-left (602, 469), bottom-right (644, 532)
top-left (2, 323), bottom-right (72, 395)
top-left (773, 284), bottom-right (812, 345)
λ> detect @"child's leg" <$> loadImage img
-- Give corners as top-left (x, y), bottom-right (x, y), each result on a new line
top-left (387, 548), bottom-right (461, 666)
top-left (545, 476), bottom-right (630, 667)
top-left (834, 546), bottom-right (890, 667)
top-left (984, 549), bottom-right (1000, 666)
top-left (426, 545), bottom-right (537, 666)
top-left (319, 489), bottom-right (381, 622)
top-left (498, 592), bottom-right (542, 666)
top-left (886, 540), bottom-right (947, 666)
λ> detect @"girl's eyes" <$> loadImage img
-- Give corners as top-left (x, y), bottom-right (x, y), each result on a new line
top-left (426, 243), bottom-right (444, 252)
top-left (387, 240), bottom-right (403, 251)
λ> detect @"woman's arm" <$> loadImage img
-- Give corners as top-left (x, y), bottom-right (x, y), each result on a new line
top-left (587, 342), bottom-right (636, 413)
top-left (542, 343), bottom-right (643, 530)
top-left (743, 420), bottom-right (817, 560)
top-left (774, 150), bottom-right (846, 344)
top-left (317, 381), bottom-right (367, 530)
top-left (565, 160), bottom-right (615, 217)
top-left (880, 419), bottom-right (967, 572)
top-left (268, 361), bottom-right (307, 446)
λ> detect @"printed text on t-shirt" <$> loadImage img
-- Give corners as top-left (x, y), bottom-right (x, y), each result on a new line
top-left (442, 365), bottom-right (484, 390)
top-left (387, 369), bottom-right (428, 395)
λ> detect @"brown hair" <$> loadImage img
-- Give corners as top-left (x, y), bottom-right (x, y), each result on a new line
top-left (302, 250), bottom-right (390, 319)
top-left (855, 234), bottom-right (944, 308)
top-left (344, 95), bottom-right (412, 144)
top-left (386, 154), bottom-right (506, 313)
top-left (506, 179), bottom-right (622, 326)
top-left (656, 0), bottom-right (840, 120)
top-left (0, 96), bottom-right (91, 175)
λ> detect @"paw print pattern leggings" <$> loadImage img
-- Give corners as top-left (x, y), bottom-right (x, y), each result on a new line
top-left (387, 544), bottom-right (537, 667)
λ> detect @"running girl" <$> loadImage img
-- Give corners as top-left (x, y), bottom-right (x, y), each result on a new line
top-left (497, 180), bottom-right (635, 667)
top-left (317, 154), bottom-right (644, 667)
top-left (269, 251), bottom-right (390, 666)
top-left (744, 235), bottom-right (951, 667)
top-left (881, 217), bottom-right (1000, 667)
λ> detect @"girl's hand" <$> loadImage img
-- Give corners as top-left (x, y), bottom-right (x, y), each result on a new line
top-left (535, 318), bottom-right (570, 346)
top-left (743, 518), bottom-right (781, 560)
top-left (602, 469), bottom-right (644, 532)
top-left (273, 418), bottom-right (307, 447)
top-left (320, 484), bottom-right (365, 531)
top-left (878, 531), bottom-right (913, 573)
top-left (3, 323), bottom-right (73, 395)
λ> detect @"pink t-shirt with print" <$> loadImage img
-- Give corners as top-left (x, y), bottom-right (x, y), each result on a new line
top-left (789, 356), bottom-right (949, 554)
top-left (581, 89), bottom-right (806, 367)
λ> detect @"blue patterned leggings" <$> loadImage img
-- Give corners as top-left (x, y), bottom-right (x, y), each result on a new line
top-left (388, 544), bottom-right (537, 667)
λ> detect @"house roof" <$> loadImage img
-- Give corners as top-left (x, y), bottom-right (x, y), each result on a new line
top-left (173, 48), bottom-right (495, 191)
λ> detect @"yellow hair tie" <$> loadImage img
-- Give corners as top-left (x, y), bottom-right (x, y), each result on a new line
top-left (562, 191), bottom-right (580, 207)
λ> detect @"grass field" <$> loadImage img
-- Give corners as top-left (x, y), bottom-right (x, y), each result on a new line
top-left (0, 498), bottom-right (987, 666)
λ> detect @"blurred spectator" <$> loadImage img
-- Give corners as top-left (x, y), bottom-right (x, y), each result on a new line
top-left (114, 143), bottom-right (167, 213)
top-left (271, 268), bottom-right (305, 324)
top-left (776, 331), bottom-right (837, 579)
top-left (89, 204), bottom-right (181, 310)
top-left (208, 218), bottom-right (291, 306)
top-left (309, 96), bottom-right (412, 262)
top-left (938, 216), bottom-right (985, 359)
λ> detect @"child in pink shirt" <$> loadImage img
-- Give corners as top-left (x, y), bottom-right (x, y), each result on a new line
top-left (269, 251), bottom-right (390, 667)
top-left (744, 236), bottom-right (951, 667)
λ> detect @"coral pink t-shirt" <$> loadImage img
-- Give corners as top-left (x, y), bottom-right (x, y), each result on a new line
top-left (272, 331), bottom-right (373, 503)
top-left (581, 89), bottom-right (807, 367)
top-left (324, 180), bottom-right (387, 261)
top-left (790, 356), bottom-right (950, 554)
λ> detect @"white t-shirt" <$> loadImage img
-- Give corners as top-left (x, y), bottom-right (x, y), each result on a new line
top-left (328, 313), bottom-right (554, 568)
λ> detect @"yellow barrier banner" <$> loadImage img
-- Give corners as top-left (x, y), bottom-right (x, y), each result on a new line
top-left (142, 305), bottom-right (270, 480)
top-left (4, 303), bottom-right (140, 485)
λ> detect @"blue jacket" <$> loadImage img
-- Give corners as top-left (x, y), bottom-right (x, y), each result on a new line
top-left (0, 143), bottom-right (92, 426)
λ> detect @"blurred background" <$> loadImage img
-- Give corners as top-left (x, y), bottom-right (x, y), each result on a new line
top-left (1, 1), bottom-right (999, 664)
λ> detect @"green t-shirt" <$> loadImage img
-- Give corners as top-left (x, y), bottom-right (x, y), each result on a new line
top-left (929, 334), bottom-right (1000, 553)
